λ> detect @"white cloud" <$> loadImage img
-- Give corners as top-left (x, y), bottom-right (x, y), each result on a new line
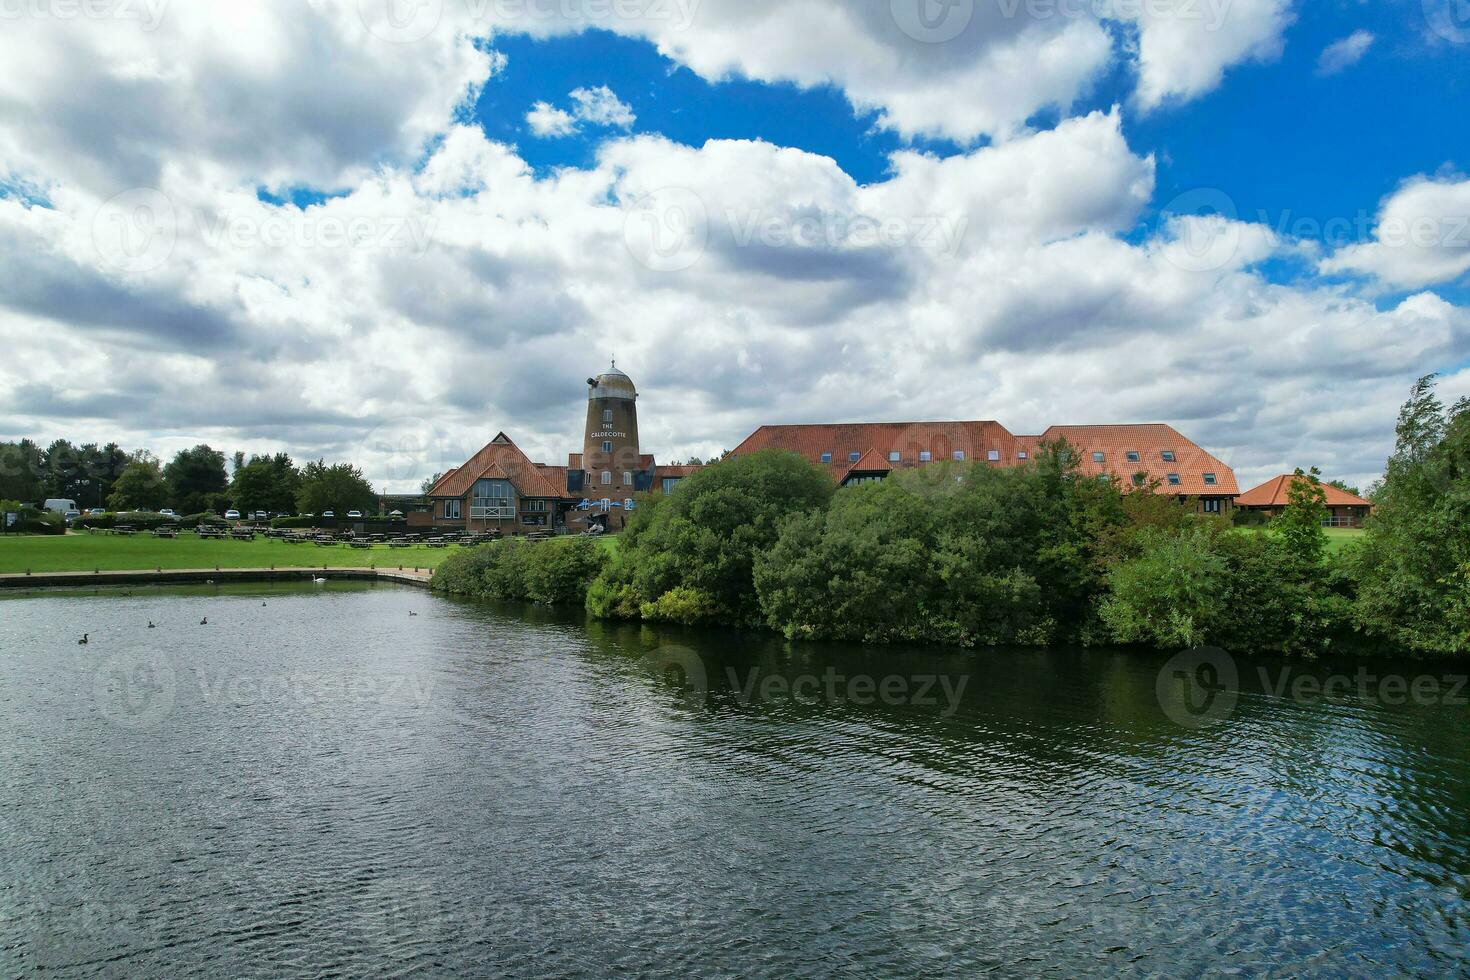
top-left (1316, 30), bottom-right (1374, 76)
top-left (1321, 176), bottom-right (1470, 288)
top-left (1, 1), bottom-right (1465, 498)
top-left (527, 85), bottom-right (635, 138)
top-left (1123, 0), bottom-right (1294, 111)
top-left (526, 102), bottom-right (578, 138)
top-left (569, 86), bottom-right (636, 128)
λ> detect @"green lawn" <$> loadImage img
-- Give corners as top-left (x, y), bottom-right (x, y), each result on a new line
top-left (0, 532), bottom-right (461, 574)
top-left (1235, 525), bottom-right (1365, 554)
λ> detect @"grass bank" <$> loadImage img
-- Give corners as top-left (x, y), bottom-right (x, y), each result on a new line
top-left (0, 532), bottom-right (460, 574)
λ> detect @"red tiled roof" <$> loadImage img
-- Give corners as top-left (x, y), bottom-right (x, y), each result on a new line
top-left (427, 433), bottom-right (569, 500)
top-left (731, 421), bottom-right (1022, 476)
top-left (655, 464), bottom-right (703, 480)
top-left (1236, 475), bottom-right (1372, 508)
top-left (837, 447), bottom-right (893, 482)
top-left (1038, 424), bottom-right (1239, 496)
top-left (730, 420), bottom-right (1237, 495)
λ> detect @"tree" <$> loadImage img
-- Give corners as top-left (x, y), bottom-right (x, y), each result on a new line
top-left (420, 472), bottom-right (444, 495)
top-left (164, 445), bottom-right (228, 514)
top-left (1327, 479), bottom-right (1361, 498)
top-left (0, 439), bottom-right (44, 502)
top-left (1352, 378), bottom-right (1470, 654)
top-left (230, 453), bottom-right (301, 514)
top-left (586, 449), bottom-right (834, 627)
top-left (108, 457), bottom-right (169, 511)
top-left (296, 460), bottom-right (378, 516)
top-left (1274, 467), bottom-right (1328, 567)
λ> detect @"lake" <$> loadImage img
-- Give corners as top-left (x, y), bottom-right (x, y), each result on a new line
top-left (2, 583), bottom-right (1469, 976)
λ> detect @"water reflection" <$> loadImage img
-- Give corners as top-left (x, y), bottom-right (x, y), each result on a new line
top-left (1, 585), bottom-right (1468, 976)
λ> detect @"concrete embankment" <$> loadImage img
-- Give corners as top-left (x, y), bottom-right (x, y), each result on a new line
top-left (0, 567), bottom-right (433, 590)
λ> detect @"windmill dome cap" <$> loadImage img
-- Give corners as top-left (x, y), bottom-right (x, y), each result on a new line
top-left (589, 361), bottom-right (637, 399)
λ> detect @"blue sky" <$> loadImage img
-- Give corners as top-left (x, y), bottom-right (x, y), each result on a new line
top-left (1, 0), bottom-right (1468, 491)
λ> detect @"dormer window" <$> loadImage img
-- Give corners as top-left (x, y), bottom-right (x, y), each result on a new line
top-left (1092, 452), bottom-right (1105, 463)
top-left (1167, 473), bottom-right (1181, 486)
top-left (1161, 450), bottom-right (1176, 462)
top-left (1203, 473), bottom-right (1218, 486)
top-left (1126, 451), bottom-right (1141, 463)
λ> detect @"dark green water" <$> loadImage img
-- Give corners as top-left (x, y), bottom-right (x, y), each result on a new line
top-left (2, 583), bottom-right (1469, 976)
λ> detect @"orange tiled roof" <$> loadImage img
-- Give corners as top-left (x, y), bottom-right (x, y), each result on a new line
top-left (732, 421), bottom-right (1023, 475)
top-left (655, 464), bottom-right (703, 480)
top-left (1236, 475), bottom-right (1372, 508)
top-left (427, 433), bottom-right (569, 500)
top-left (730, 420), bottom-right (1237, 495)
top-left (1038, 424), bottom-right (1239, 496)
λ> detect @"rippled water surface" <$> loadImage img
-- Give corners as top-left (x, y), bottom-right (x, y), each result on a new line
top-left (3, 583), bottom-right (1470, 977)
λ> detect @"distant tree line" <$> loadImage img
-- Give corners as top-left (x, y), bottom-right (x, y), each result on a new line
top-left (0, 438), bottom-right (378, 517)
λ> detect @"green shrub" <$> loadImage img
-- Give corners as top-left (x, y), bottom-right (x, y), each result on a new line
top-left (434, 538), bottom-right (607, 606)
top-left (72, 513), bottom-right (116, 530)
top-left (10, 507), bottom-right (64, 535)
top-left (639, 585), bottom-right (719, 625)
top-left (271, 516), bottom-right (319, 529)
top-left (586, 450), bottom-right (834, 627)
top-left (185, 511), bottom-right (227, 526)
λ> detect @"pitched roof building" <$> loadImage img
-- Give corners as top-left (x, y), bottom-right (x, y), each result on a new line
top-left (731, 419), bottom-right (1238, 511)
top-left (1236, 474), bottom-right (1374, 527)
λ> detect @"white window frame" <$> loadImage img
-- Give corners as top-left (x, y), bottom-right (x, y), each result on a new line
top-left (919, 450), bottom-right (932, 462)
top-left (622, 471), bottom-right (633, 485)
top-left (602, 409), bottom-right (613, 424)
top-left (888, 451), bottom-right (901, 463)
top-left (470, 479), bottom-right (514, 520)
top-left (444, 499), bottom-right (461, 520)
top-left (601, 471), bottom-right (612, 485)
top-left (953, 451), bottom-right (966, 461)
top-left (820, 452), bottom-right (833, 464)
top-left (987, 449), bottom-right (1000, 462)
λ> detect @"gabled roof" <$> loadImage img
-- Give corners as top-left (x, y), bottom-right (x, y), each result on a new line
top-left (1236, 475), bottom-right (1372, 508)
top-left (1038, 424), bottom-right (1239, 495)
top-left (838, 447), bottom-right (893, 482)
top-left (427, 432), bottom-right (568, 500)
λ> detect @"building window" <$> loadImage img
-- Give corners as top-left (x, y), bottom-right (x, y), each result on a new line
top-left (661, 478), bottom-right (681, 494)
top-left (470, 479), bottom-right (513, 519)
top-left (919, 450), bottom-right (932, 462)
top-left (1203, 499), bottom-right (1222, 513)
top-left (622, 472), bottom-right (633, 485)
top-left (1092, 451), bottom-right (1105, 463)
top-left (1161, 450), bottom-right (1176, 462)
top-left (820, 452), bottom-right (833, 464)
top-left (1203, 473), bottom-right (1218, 486)
top-left (444, 499), bottom-right (461, 520)
top-left (849, 452), bottom-right (861, 462)
top-left (952, 450), bottom-right (965, 461)
top-left (602, 409), bottom-right (613, 425)
top-left (602, 441), bottom-right (612, 454)
top-left (524, 499), bottom-right (548, 513)
top-left (1126, 451), bottom-right (1141, 463)
top-left (1017, 451), bottom-right (1028, 460)
top-left (889, 451), bottom-right (901, 463)
top-left (1167, 473), bottom-right (1181, 486)
top-left (601, 471), bottom-right (612, 485)
top-left (987, 449), bottom-right (1000, 462)
top-left (521, 514), bottom-right (547, 526)
top-left (1097, 474), bottom-right (1109, 483)
top-left (1132, 473), bottom-right (1146, 487)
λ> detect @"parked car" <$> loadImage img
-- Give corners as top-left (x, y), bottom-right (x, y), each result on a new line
top-left (86, 508), bottom-right (106, 516)
top-left (252, 511), bottom-right (268, 521)
top-left (346, 510), bottom-right (363, 519)
top-left (63, 509), bottom-right (82, 523)
top-left (225, 509), bottom-right (241, 520)
top-left (159, 509), bottom-right (177, 518)
top-left (42, 498), bottom-right (77, 515)
top-left (322, 511), bottom-right (335, 518)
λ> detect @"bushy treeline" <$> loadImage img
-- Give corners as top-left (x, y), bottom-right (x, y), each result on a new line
top-left (433, 538), bottom-right (608, 606)
top-left (576, 380), bottom-right (1470, 657)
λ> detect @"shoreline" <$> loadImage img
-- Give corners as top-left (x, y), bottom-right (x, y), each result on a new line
top-left (0, 567), bottom-right (434, 590)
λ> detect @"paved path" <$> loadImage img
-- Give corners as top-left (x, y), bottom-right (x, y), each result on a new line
top-left (0, 567), bottom-right (434, 590)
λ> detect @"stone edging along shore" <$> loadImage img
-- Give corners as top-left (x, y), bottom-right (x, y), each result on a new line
top-left (0, 567), bottom-right (434, 590)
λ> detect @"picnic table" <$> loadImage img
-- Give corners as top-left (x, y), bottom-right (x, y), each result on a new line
top-left (348, 540), bottom-right (372, 549)
top-left (114, 526), bottom-right (137, 536)
top-left (152, 528), bottom-right (178, 539)
top-left (229, 529), bottom-right (256, 541)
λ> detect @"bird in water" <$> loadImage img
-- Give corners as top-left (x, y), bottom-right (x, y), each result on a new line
top-left (147, 621), bottom-right (156, 629)
top-left (261, 601), bottom-right (267, 607)
top-left (313, 577), bottom-right (327, 584)
top-left (409, 611), bottom-right (418, 617)
top-left (78, 633), bottom-right (89, 645)
top-left (199, 617), bottom-right (208, 625)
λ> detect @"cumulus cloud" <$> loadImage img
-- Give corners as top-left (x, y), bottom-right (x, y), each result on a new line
top-left (1124, 0), bottom-right (1294, 111)
top-left (527, 85), bottom-right (635, 138)
top-left (1, 0), bottom-right (1466, 497)
top-left (1316, 30), bottom-right (1374, 76)
top-left (1321, 176), bottom-right (1470, 288)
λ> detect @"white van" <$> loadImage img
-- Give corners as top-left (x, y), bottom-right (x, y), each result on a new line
top-left (43, 499), bottom-right (78, 515)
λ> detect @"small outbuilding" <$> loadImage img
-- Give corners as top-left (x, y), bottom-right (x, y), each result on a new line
top-left (1235, 475), bottom-right (1374, 527)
